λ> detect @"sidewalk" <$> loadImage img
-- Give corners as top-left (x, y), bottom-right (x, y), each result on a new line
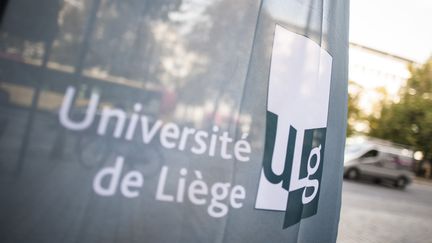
top-left (413, 176), bottom-right (432, 186)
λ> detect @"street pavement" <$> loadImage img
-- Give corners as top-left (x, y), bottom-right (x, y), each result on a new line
top-left (337, 179), bottom-right (432, 243)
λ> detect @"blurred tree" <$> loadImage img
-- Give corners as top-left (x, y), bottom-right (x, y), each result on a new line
top-left (347, 80), bottom-right (362, 136)
top-left (369, 59), bottom-right (432, 161)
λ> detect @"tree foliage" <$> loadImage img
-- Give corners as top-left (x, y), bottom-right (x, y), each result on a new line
top-left (346, 80), bottom-right (362, 137)
top-left (369, 59), bottom-right (432, 160)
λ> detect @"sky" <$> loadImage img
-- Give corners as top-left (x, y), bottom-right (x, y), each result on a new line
top-left (350, 0), bottom-right (432, 64)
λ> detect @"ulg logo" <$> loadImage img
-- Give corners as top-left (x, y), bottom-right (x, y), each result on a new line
top-left (254, 25), bottom-right (332, 229)
top-left (257, 111), bottom-right (326, 228)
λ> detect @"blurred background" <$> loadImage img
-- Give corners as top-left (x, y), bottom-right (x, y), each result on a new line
top-left (338, 0), bottom-right (432, 242)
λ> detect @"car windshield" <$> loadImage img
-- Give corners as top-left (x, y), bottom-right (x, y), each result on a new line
top-left (345, 143), bottom-right (366, 155)
top-left (344, 142), bottom-right (373, 163)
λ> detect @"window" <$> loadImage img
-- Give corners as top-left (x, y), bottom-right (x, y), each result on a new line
top-left (360, 149), bottom-right (378, 159)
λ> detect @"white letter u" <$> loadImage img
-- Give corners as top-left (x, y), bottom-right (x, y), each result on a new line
top-left (59, 86), bottom-right (99, 130)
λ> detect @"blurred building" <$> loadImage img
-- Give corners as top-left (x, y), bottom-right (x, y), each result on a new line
top-left (348, 42), bottom-right (416, 132)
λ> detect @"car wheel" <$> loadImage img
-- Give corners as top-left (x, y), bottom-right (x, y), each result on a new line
top-left (346, 168), bottom-right (359, 180)
top-left (395, 177), bottom-right (407, 189)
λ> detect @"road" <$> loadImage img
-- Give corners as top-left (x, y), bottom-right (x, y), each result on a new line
top-left (337, 179), bottom-right (432, 243)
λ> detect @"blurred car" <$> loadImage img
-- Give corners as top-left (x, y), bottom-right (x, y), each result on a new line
top-left (344, 137), bottom-right (415, 189)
